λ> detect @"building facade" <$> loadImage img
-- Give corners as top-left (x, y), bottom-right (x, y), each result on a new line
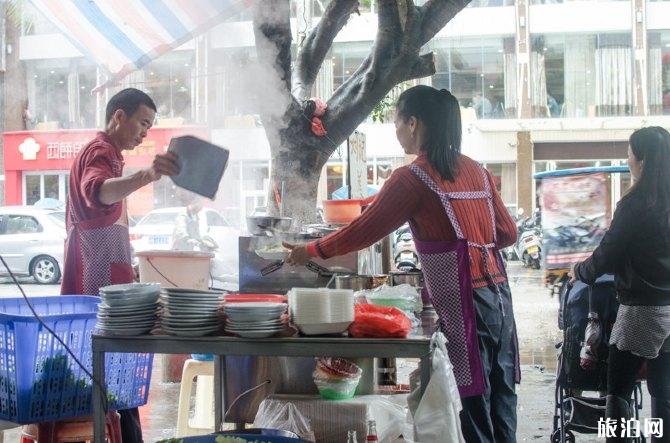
top-left (3, 0), bottom-right (670, 226)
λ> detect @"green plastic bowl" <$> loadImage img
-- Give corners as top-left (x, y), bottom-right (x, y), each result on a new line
top-left (314, 377), bottom-right (359, 400)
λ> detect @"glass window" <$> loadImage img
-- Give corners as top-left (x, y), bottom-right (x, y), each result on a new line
top-left (129, 51), bottom-right (195, 123)
top-left (326, 163), bottom-right (345, 198)
top-left (484, 163), bottom-right (517, 207)
top-left (31, 64), bottom-right (69, 127)
top-left (28, 60), bottom-right (96, 129)
top-left (43, 175), bottom-right (59, 200)
top-left (6, 216), bottom-right (42, 234)
top-left (430, 37), bottom-right (509, 119)
top-left (468, 0), bottom-right (515, 6)
top-left (77, 64), bottom-right (97, 128)
top-left (530, 33), bottom-right (632, 118)
top-left (332, 42), bottom-right (370, 91)
top-left (212, 47), bottom-right (259, 120)
top-left (25, 175), bottom-right (40, 206)
top-left (648, 31), bottom-right (670, 115)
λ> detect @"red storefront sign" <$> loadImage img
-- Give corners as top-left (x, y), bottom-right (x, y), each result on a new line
top-left (3, 126), bottom-right (208, 214)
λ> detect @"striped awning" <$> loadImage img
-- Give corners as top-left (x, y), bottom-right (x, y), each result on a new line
top-left (28, 0), bottom-right (250, 89)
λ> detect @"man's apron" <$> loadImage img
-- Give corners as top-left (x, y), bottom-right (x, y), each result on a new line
top-left (409, 164), bottom-right (520, 398)
top-left (61, 201), bottom-right (134, 296)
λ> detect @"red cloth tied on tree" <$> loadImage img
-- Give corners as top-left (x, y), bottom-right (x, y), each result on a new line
top-left (309, 98), bottom-right (328, 137)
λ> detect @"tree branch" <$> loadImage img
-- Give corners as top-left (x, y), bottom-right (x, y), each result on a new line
top-left (363, 0), bottom-right (405, 93)
top-left (294, 0), bottom-right (359, 101)
top-left (252, 0), bottom-right (293, 95)
top-left (403, 52), bottom-right (437, 81)
top-left (325, 0), bottom-right (470, 150)
top-left (420, 0), bottom-right (472, 45)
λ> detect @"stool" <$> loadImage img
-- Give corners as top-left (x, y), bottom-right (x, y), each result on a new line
top-left (20, 411), bottom-right (121, 443)
top-left (176, 359), bottom-right (215, 437)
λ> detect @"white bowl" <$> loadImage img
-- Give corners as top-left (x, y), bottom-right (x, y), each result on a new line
top-left (295, 321), bottom-right (352, 336)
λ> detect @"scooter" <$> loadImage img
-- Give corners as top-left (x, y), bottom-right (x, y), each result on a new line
top-left (514, 217), bottom-right (542, 269)
top-left (393, 224), bottom-right (420, 271)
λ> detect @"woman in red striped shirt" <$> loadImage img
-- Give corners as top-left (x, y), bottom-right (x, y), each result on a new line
top-left (286, 85), bottom-right (519, 442)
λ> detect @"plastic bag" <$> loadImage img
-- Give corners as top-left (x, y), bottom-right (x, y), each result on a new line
top-left (579, 312), bottom-right (602, 371)
top-left (407, 332), bottom-right (464, 443)
top-left (348, 304), bottom-right (412, 338)
top-left (253, 401), bottom-right (316, 442)
top-left (365, 284), bottom-right (422, 314)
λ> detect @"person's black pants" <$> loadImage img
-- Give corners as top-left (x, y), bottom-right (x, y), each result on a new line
top-left (607, 344), bottom-right (670, 443)
top-left (459, 283), bottom-right (518, 443)
top-left (119, 407), bottom-right (143, 442)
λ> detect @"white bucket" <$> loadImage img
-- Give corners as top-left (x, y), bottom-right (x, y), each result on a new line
top-left (136, 250), bottom-right (213, 289)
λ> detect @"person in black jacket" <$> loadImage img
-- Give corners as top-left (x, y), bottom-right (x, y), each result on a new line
top-left (571, 126), bottom-right (670, 443)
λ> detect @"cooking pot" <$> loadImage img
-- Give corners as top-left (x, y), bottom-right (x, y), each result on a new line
top-left (389, 270), bottom-right (423, 288)
top-left (334, 274), bottom-right (388, 291)
top-left (246, 216), bottom-right (293, 236)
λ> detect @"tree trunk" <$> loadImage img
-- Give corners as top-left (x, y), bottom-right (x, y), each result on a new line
top-left (265, 110), bottom-right (330, 224)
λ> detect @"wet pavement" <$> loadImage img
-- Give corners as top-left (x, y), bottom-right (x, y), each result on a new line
top-left (0, 263), bottom-right (653, 441)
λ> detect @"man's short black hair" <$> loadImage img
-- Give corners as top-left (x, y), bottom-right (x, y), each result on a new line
top-left (105, 88), bottom-right (157, 124)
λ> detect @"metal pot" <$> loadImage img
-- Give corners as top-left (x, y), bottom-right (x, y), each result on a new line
top-left (334, 274), bottom-right (388, 291)
top-left (246, 216), bottom-right (293, 236)
top-left (389, 270), bottom-right (423, 288)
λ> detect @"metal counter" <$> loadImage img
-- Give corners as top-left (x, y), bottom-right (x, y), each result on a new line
top-left (92, 334), bottom-right (432, 443)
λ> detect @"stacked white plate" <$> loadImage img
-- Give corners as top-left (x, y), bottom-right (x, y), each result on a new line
top-left (288, 288), bottom-right (355, 335)
top-left (160, 288), bottom-right (224, 337)
top-left (223, 302), bottom-right (288, 338)
top-left (96, 283), bottom-right (161, 336)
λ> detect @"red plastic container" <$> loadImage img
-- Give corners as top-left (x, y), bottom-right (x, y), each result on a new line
top-left (224, 293), bottom-right (288, 303)
top-left (322, 199), bottom-right (364, 225)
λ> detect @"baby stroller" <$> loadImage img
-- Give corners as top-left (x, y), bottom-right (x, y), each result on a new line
top-left (551, 275), bottom-right (645, 442)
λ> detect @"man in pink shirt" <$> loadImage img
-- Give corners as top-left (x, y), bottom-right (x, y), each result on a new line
top-left (61, 88), bottom-right (179, 441)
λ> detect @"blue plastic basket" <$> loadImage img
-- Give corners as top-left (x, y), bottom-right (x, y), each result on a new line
top-left (0, 296), bottom-right (153, 424)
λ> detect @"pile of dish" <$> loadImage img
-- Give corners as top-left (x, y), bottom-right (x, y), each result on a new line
top-left (223, 302), bottom-right (288, 338)
top-left (96, 283), bottom-right (160, 336)
top-left (159, 288), bottom-right (224, 337)
top-left (288, 288), bottom-right (354, 335)
top-left (313, 357), bottom-right (362, 400)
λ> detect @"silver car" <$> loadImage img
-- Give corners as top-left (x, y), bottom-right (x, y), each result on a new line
top-left (0, 206), bottom-right (66, 284)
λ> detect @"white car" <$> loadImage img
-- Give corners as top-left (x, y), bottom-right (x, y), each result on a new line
top-left (129, 206), bottom-right (239, 259)
top-left (0, 206), bottom-right (66, 284)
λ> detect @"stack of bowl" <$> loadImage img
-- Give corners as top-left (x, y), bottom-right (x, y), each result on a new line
top-left (288, 288), bottom-right (354, 335)
top-left (223, 302), bottom-right (288, 338)
top-left (96, 283), bottom-right (161, 336)
top-left (313, 357), bottom-right (362, 400)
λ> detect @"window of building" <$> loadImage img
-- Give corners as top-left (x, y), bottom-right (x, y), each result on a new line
top-left (530, 33), bottom-right (632, 118)
top-left (648, 31), bottom-right (670, 115)
top-left (326, 163), bottom-right (346, 199)
top-left (468, 0), bottom-right (515, 6)
top-left (332, 42), bottom-right (370, 91)
top-left (127, 51), bottom-right (195, 123)
top-left (531, 0), bottom-right (627, 4)
top-left (212, 47), bottom-right (259, 122)
top-left (483, 162), bottom-right (517, 210)
top-left (430, 36), bottom-right (510, 119)
top-left (28, 60), bottom-right (97, 129)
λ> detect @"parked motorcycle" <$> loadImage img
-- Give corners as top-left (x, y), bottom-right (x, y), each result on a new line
top-left (513, 211), bottom-right (542, 269)
top-left (393, 224), bottom-right (420, 271)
